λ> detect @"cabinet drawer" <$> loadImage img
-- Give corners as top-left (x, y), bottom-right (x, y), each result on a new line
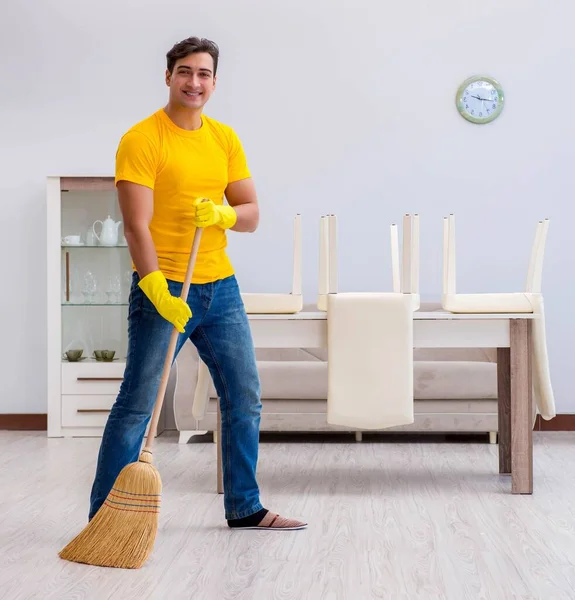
top-left (62, 361), bottom-right (126, 395)
top-left (62, 394), bottom-right (115, 427)
top-left (62, 394), bottom-right (155, 434)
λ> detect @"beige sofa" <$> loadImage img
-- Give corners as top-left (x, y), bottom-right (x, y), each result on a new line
top-left (173, 309), bottom-right (499, 444)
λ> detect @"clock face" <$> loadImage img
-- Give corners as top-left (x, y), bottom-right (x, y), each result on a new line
top-left (456, 76), bottom-right (504, 124)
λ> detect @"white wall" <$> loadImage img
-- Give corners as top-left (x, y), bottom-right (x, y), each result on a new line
top-left (1, 0), bottom-right (574, 414)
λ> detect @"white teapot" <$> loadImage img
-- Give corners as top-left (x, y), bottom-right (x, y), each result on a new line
top-left (93, 216), bottom-right (122, 246)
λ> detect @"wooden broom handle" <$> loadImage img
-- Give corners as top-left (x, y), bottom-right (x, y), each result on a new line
top-left (143, 224), bottom-right (204, 451)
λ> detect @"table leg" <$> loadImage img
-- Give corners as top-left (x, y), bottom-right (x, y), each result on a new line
top-left (497, 347), bottom-right (511, 474)
top-left (216, 400), bottom-right (223, 494)
top-left (510, 319), bottom-right (533, 494)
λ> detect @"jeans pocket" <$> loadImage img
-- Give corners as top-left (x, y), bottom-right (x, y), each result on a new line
top-left (128, 276), bottom-right (144, 320)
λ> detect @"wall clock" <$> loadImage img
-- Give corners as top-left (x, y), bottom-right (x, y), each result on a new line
top-left (456, 75), bottom-right (504, 124)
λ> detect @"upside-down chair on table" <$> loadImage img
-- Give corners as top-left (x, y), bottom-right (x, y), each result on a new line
top-left (441, 214), bottom-right (556, 424)
top-left (316, 213), bottom-right (420, 430)
top-left (241, 213), bottom-right (303, 314)
top-left (316, 212), bottom-right (420, 311)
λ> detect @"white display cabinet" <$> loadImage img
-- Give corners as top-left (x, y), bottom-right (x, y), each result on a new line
top-left (46, 176), bottom-right (169, 438)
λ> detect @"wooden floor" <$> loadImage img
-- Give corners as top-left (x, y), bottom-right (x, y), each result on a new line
top-left (1, 431), bottom-right (575, 599)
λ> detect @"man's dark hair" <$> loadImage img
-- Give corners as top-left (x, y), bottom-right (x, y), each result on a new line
top-left (166, 37), bottom-right (219, 75)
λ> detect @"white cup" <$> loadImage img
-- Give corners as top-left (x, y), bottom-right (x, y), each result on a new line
top-left (62, 235), bottom-right (81, 245)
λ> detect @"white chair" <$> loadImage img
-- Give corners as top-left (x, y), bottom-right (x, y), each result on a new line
top-left (441, 214), bottom-right (555, 421)
top-left (442, 214), bottom-right (549, 313)
top-left (317, 213), bottom-right (420, 310)
top-left (241, 213), bottom-right (303, 314)
top-left (314, 213), bottom-right (420, 431)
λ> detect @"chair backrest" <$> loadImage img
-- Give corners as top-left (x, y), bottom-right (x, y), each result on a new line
top-left (525, 218), bottom-right (550, 293)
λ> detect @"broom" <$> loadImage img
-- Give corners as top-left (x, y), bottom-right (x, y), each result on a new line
top-left (59, 223), bottom-right (204, 569)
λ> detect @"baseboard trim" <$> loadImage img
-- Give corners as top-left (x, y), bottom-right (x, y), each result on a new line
top-left (1, 413), bottom-right (574, 432)
top-left (0, 414), bottom-right (48, 430)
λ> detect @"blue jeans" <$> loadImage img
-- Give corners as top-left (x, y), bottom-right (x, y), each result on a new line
top-left (88, 273), bottom-right (263, 521)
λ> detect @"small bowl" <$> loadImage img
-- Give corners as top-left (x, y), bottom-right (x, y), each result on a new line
top-left (93, 350), bottom-right (115, 361)
top-left (64, 349), bottom-right (83, 362)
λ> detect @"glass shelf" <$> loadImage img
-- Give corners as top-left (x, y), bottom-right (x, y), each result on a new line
top-left (61, 359), bottom-right (127, 364)
top-left (61, 245), bottom-right (128, 249)
top-left (62, 302), bottom-right (129, 307)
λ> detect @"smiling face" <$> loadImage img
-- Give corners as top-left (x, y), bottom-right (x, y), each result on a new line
top-left (165, 52), bottom-right (217, 111)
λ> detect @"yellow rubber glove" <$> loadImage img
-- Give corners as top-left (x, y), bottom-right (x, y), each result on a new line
top-left (193, 198), bottom-right (237, 229)
top-left (138, 270), bottom-right (192, 333)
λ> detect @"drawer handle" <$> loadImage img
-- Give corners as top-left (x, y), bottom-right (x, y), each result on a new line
top-left (77, 409), bottom-right (111, 413)
top-left (76, 377), bottom-right (123, 381)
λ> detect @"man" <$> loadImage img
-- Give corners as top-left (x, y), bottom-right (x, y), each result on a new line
top-left (88, 37), bottom-right (307, 531)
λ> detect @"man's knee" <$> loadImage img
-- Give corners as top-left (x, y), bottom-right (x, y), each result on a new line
top-left (113, 368), bottom-right (163, 418)
top-left (233, 373), bottom-right (262, 415)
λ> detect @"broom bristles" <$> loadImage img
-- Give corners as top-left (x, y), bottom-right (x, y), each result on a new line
top-left (59, 450), bottom-right (162, 569)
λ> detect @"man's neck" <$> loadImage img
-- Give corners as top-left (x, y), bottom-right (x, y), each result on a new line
top-left (163, 103), bottom-right (203, 131)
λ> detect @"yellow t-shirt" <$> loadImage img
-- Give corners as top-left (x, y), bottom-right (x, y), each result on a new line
top-left (114, 108), bottom-right (251, 283)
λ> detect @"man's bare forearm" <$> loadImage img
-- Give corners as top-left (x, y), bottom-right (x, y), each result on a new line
top-left (125, 224), bottom-right (160, 279)
top-left (230, 202), bottom-right (259, 233)
top-left (117, 181), bottom-right (160, 280)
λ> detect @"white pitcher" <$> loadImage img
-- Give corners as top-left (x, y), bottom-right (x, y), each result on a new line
top-left (93, 216), bottom-right (122, 246)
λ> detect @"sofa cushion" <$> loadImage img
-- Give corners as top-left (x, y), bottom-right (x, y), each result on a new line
top-left (414, 361), bottom-right (496, 399)
top-left (207, 359), bottom-right (497, 400)
top-left (254, 348), bottom-right (323, 361)
top-left (254, 347), bottom-right (496, 363)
